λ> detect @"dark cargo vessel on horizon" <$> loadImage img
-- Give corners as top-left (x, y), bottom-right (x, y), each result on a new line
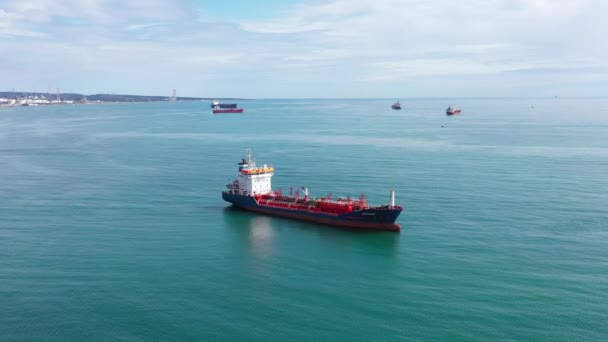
top-left (210, 100), bottom-right (238, 108)
top-left (222, 150), bottom-right (404, 231)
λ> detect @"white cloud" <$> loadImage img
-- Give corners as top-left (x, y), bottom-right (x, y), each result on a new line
top-left (182, 54), bottom-right (242, 66)
top-left (238, 0), bottom-right (608, 84)
top-left (0, 8), bottom-right (46, 37)
top-left (0, 0), bottom-right (606, 97)
top-left (2, 0), bottom-right (187, 24)
top-left (368, 59), bottom-right (528, 80)
top-left (126, 23), bottom-right (163, 31)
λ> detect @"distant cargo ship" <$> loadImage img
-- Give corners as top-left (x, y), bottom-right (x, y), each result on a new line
top-left (210, 100), bottom-right (238, 108)
top-left (213, 106), bottom-right (244, 114)
top-left (222, 150), bottom-right (403, 231)
top-left (446, 106), bottom-right (461, 115)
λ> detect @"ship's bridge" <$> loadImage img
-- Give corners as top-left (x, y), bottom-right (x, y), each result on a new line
top-left (236, 149), bottom-right (274, 195)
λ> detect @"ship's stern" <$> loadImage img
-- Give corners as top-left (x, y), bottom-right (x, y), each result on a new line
top-left (222, 191), bottom-right (259, 209)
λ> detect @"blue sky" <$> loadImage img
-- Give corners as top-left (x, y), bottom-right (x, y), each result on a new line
top-left (1, 0), bottom-right (606, 98)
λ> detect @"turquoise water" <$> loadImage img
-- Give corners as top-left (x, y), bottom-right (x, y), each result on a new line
top-left (1, 98), bottom-right (607, 340)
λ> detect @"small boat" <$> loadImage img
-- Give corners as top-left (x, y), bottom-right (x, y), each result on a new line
top-left (391, 101), bottom-right (401, 110)
top-left (213, 106), bottom-right (244, 114)
top-left (446, 106), bottom-right (461, 115)
top-left (210, 100), bottom-right (238, 109)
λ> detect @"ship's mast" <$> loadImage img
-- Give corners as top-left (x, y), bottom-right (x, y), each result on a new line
top-left (390, 189), bottom-right (395, 208)
top-left (245, 148), bottom-right (253, 167)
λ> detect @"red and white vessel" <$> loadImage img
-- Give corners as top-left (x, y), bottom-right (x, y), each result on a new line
top-left (213, 106), bottom-right (244, 114)
top-left (222, 149), bottom-right (404, 231)
top-left (446, 106), bottom-right (461, 115)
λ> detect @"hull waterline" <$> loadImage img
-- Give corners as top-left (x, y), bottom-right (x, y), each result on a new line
top-left (222, 192), bottom-right (402, 231)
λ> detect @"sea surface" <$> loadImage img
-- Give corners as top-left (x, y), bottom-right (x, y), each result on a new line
top-left (1, 98), bottom-right (607, 341)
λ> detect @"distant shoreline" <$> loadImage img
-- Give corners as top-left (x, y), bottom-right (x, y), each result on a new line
top-left (0, 92), bottom-right (249, 107)
top-left (0, 91), bottom-right (247, 104)
top-left (0, 100), bottom-right (217, 108)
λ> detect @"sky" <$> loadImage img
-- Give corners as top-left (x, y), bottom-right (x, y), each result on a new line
top-left (1, 0), bottom-right (607, 98)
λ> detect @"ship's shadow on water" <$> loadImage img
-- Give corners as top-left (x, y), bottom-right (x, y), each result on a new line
top-left (199, 204), bottom-right (230, 212)
top-left (221, 206), bottom-right (401, 255)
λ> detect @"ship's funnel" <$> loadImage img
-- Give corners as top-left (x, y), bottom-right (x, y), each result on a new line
top-left (238, 158), bottom-right (248, 171)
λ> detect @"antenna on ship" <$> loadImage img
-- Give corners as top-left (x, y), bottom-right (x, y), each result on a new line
top-left (295, 186), bottom-right (308, 200)
top-left (245, 148), bottom-right (254, 166)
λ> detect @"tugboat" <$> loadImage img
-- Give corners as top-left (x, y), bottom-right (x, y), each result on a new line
top-left (391, 101), bottom-right (402, 110)
top-left (213, 105), bottom-right (244, 114)
top-left (446, 106), bottom-right (461, 115)
top-left (222, 149), bottom-right (404, 231)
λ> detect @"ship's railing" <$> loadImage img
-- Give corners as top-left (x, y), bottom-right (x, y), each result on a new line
top-left (224, 188), bottom-right (248, 195)
top-left (260, 189), bottom-right (396, 211)
top-left (240, 167), bottom-right (274, 175)
top-left (262, 194), bottom-right (369, 210)
top-left (257, 199), bottom-right (342, 216)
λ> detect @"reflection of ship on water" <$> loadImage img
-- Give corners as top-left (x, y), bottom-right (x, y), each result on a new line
top-left (247, 216), bottom-right (274, 257)
top-left (222, 206), bottom-right (400, 257)
top-left (223, 207), bottom-right (275, 259)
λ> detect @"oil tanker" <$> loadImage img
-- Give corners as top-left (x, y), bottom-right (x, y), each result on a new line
top-left (222, 150), bottom-right (403, 231)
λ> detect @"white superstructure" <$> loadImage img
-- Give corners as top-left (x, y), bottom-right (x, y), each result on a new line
top-left (236, 149), bottom-right (274, 195)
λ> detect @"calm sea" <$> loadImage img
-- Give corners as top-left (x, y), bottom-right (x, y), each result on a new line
top-left (1, 98), bottom-right (607, 340)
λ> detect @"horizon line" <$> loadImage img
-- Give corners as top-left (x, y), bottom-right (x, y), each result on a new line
top-left (1, 91), bottom-right (607, 100)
